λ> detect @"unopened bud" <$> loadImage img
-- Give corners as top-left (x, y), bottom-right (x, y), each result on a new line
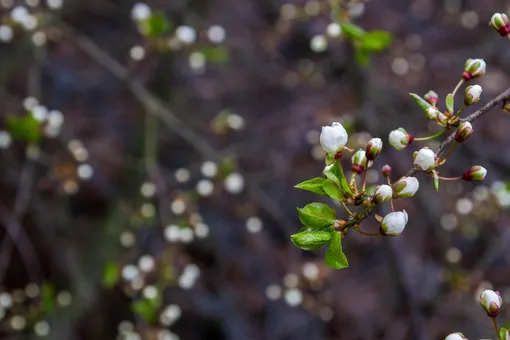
top-left (351, 149), bottom-right (368, 174)
top-left (463, 165), bottom-right (487, 181)
top-left (425, 106), bottom-right (440, 121)
top-left (320, 122), bottom-right (349, 154)
top-left (389, 128), bottom-right (413, 151)
top-left (424, 90), bottom-right (438, 107)
top-left (464, 84), bottom-right (482, 106)
top-left (365, 138), bottom-right (383, 160)
top-left (374, 184), bottom-right (393, 204)
top-left (455, 122), bottom-right (473, 143)
top-left (479, 289), bottom-right (502, 317)
top-left (393, 176), bottom-right (419, 198)
top-left (382, 165), bottom-right (392, 178)
top-left (445, 333), bottom-right (467, 340)
top-left (463, 58), bottom-right (486, 81)
top-left (414, 147), bottom-right (436, 171)
top-left (489, 13), bottom-right (510, 36)
top-left (380, 210), bottom-right (408, 236)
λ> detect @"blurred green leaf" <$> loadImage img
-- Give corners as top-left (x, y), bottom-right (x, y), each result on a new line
top-left (40, 282), bottom-right (56, 314)
top-left (354, 48), bottom-right (370, 66)
top-left (199, 46), bottom-right (230, 63)
top-left (446, 93), bottom-right (454, 114)
top-left (341, 23), bottom-right (366, 40)
top-left (295, 177), bottom-right (327, 196)
top-left (290, 230), bottom-right (331, 251)
top-left (500, 327), bottom-right (508, 340)
top-left (297, 202), bottom-right (336, 229)
top-left (360, 31), bottom-right (392, 52)
top-left (102, 262), bottom-right (120, 288)
top-left (322, 179), bottom-right (343, 201)
top-left (131, 300), bottom-right (157, 324)
top-left (6, 115), bottom-right (41, 143)
top-left (140, 12), bottom-right (173, 38)
top-left (324, 230), bottom-right (348, 269)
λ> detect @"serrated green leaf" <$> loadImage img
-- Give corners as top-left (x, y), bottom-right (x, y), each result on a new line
top-left (290, 230), bottom-right (331, 251)
top-left (199, 46), bottom-right (230, 63)
top-left (321, 178), bottom-right (343, 201)
top-left (324, 230), bottom-right (348, 269)
top-left (297, 202), bottom-right (336, 229)
top-left (360, 31), bottom-right (392, 52)
top-left (102, 262), bottom-right (120, 288)
top-left (6, 115), bottom-right (41, 143)
top-left (140, 12), bottom-right (173, 37)
top-left (295, 177), bottom-right (327, 196)
top-left (341, 23), bottom-right (366, 40)
top-left (409, 93), bottom-right (432, 112)
top-left (324, 161), bottom-right (354, 197)
top-left (446, 93), bottom-right (454, 114)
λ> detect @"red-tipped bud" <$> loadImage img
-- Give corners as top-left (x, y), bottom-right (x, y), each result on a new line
top-left (424, 90), bottom-right (438, 107)
top-left (463, 165), bottom-right (487, 181)
top-left (351, 149), bottom-right (368, 174)
top-left (463, 59), bottom-right (486, 81)
top-left (389, 128), bottom-right (413, 151)
top-left (374, 185), bottom-right (393, 204)
top-left (479, 289), bottom-right (502, 317)
top-left (455, 122), bottom-right (473, 143)
top-left (382, 165), bottom-right (392, 178)
top-left (489, 13), bottom-right (510, 36)
top-left (365, 138), bottom-right (383, 160)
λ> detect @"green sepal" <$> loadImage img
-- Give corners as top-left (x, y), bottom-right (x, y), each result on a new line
top-left (446, 93), bottom-right (454, 114)
top-left (290, 230), bottom-right (331, 251)
top-left (324, 230), bottom-right (349, 269)
top-left (323, 161), bottom-right (354, 197)
top-left (500, 328), bottom-right (509, 340)
top-left (297, 202), bottom-right (336, 229)
top-left (295, 177), bottom-right (327, 196)
top-left (409, 93), bottom-right (432, 112)
top-left (433, 171), bottom-right (439, 191)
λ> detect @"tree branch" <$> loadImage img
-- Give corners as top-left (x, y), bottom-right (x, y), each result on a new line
top-left (405, 87), bottom-right (510, 177)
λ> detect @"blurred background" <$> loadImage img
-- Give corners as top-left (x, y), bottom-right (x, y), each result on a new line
top-left (0, 0), bottom-right (509, 339)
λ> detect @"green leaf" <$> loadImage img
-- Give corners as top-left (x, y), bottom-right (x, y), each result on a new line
top-left (341, 23), bottom-right (366, 40)
top-left (324, 161), bottom-right (354, 197)
top-left (324, 230), bottom-right (349, 269)
top-left (290, 230), bottom-right (331, 251)
top-left (446, 93), bottom-right (454, 114)
top-left (433, 171), bottom-right (439, 191)
top-left (409, 93), bottom-right (432, 112)
top-left (199, 46), bottom-right (230, 63)
top-left (360, 31), bottom-right (392, 52)
top-left (354, 48), bottom-right (371, 66)
top-left (295, 177), bottom-right (327, 196)
top-left (297, 202), bottom-right (336, 229)
top-left (40, 282), bottom-right (56, 314)
top-left (6, 115), bottom-right (41, 143)
top-left (140, 12), bottom-right (173, 37)
top-left (102, 262), bottom-right (120, 288)
top-left (500, 327), bottom-right (508, 340)
top-left (321, 179), bottom-right (343, 201)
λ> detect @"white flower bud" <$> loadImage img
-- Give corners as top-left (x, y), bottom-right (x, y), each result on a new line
top-left (365, 138), bottom-right (383, 160)
top-left (463, 165), bottom-right (487, 181)
top-left (455, 122), bottom-right (473, 143)
top-left (414, 147), bottom-right (436, 171)
top-left (479, 289), bottom-right (502, 317)
top-left (389, 128), bottom-right (413, 151)
top-left (425, 106), bottom-right (440, 121)
top-left (374, 185), bottom-right (393, 204)
top-left (424, 90), bottom-right (438, 106)
top-left (381, 210), bottom-right (408, 236)
top-left (463, 58), bottom-right (486, 80)
top-left (319, 122), bottom-right (348, 153)
top-left (393, 176), bottom-right (419, 198)
top-left (445, 333), bottom-right (467, 340)
top-left (464, 85), bottom-right (482, 106)
top-left (351, 149), bottom-right (368, 174)
top-left (489, 13), bottom-right (510, 36)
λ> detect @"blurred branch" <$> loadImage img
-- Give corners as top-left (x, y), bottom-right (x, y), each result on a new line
top-left (406, 87), bottom-right (510, 177)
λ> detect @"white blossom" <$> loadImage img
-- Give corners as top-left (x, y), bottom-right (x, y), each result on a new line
top-left (389, 128), bottom-right (412, 151)
top-left (319, 122), bottom-right (348, 153)
top-left (414, 147), bottom-right (436, 171)
top-left (479, 289), bottom-right (502, 316)
top-left (393, 176), bottom-right (419, 198)
top-left (374, 185), bottom-right (393, 204)
top-left (381, 211), bottom-right (408, 236)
